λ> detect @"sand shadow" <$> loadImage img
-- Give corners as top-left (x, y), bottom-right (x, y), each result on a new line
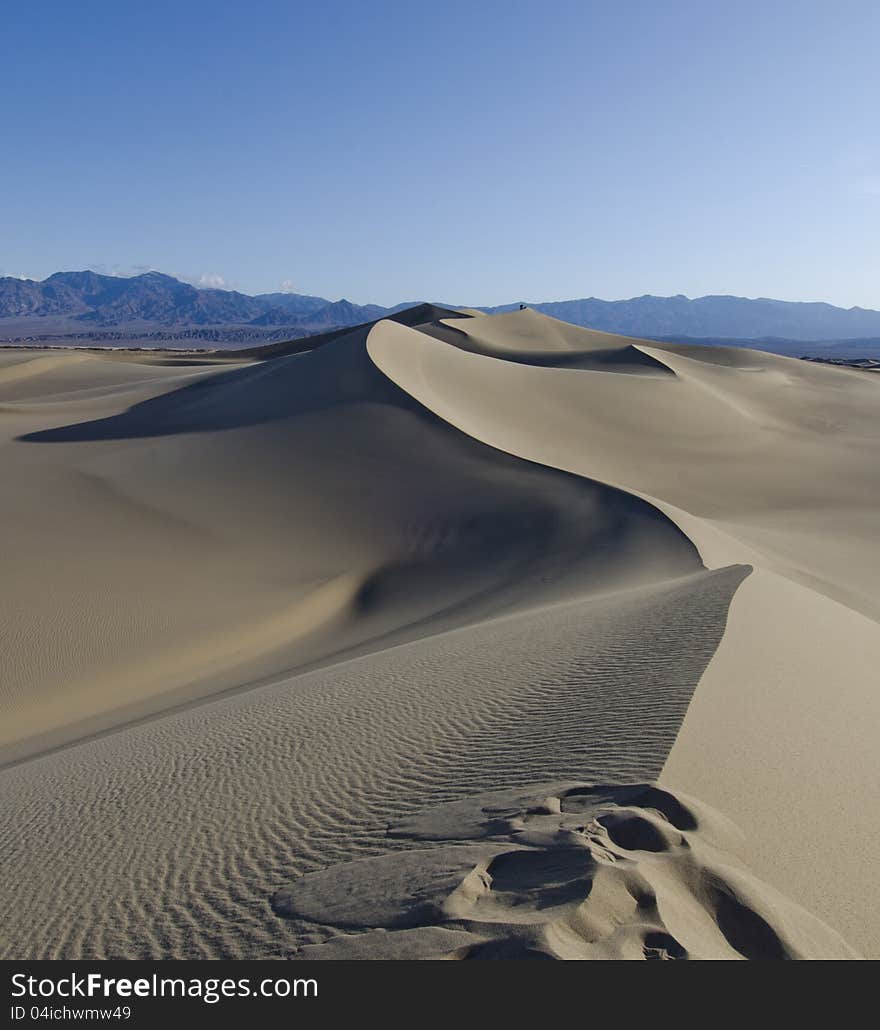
top-left (18, 329), bottom-right (400, 442)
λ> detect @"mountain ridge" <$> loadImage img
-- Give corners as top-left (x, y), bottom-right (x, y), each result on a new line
top-left (2, 270), bottom-right (880, 351)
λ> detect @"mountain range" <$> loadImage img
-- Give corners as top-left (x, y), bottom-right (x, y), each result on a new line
top-left (2, 270), bottom-right (880, 356)
top-left (0, 271), bottom-right (368, 328)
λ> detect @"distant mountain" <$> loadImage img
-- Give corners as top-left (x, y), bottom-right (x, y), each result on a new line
top-left (0, 271), bottom-right (264, 325)
top-left (0, 270), bottom-right (119, 318)
top-left (482, 295), bottom-right (880, 343)
top-left (251, 291), bottom-right (335, 319)
top-left (0, 271), bottom-right (394, 336)
top-left (3, 271), bottom-right (880, 352)
top-left (248, 306), bottom-right (300, 326)
top-left (302, 299), bottom-right (388, 328)
top-left (247, 299), bottom-right (386, 327)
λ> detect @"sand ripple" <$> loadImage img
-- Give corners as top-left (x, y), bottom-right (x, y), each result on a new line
top-left (0, 566), bottom-right (744, 958)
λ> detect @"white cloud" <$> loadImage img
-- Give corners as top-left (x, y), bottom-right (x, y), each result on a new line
top-left (280, 279), bottom-right (298, 294)
top-left (89, 263), bottom-right (155, 278)
top-left (197, 273), bottom-right (227, 289)
top-left (0, 271), bottom-right (38, 281)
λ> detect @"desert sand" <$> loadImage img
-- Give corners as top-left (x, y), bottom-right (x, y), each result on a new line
top-left (0, 307), bottom-right (877, 959)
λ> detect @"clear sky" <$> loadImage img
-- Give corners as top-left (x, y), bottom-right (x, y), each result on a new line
top-left (2, 1), bottom-right (878, 307)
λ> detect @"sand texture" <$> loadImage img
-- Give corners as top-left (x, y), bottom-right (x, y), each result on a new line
top-left (283, 782), bottom-right (857, 960)
top-left (1, 307), bottom-right (876, 958)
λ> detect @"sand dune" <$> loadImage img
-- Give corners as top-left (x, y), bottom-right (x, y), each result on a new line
top-left (368, 311), bottom-right (880, 954)
top-left (417, 308), bottom-right (670, 373)
top-left (1, 329), bottom-right (701, 761)
top-left (0, 307), bottom-right (876, 958)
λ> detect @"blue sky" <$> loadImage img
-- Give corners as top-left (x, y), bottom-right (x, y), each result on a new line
top-left (2, 1), bottom-right (878, 307)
